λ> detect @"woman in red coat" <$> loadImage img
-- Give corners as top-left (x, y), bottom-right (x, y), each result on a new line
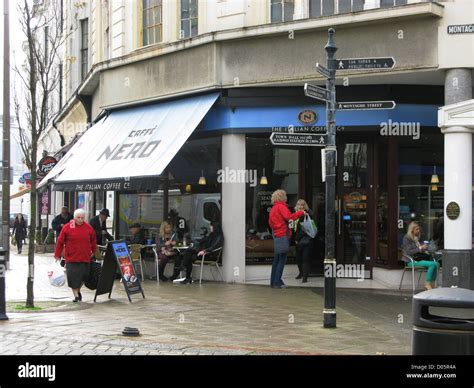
top-left (268, 190), bottom-right (305, 288)
top-left (54, 208), bottom-right (97, 302)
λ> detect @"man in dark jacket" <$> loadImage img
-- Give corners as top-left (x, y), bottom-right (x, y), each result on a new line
top-left (89, 208), bottom-right (113, 245)
top-left (52, 207), bottom-right (73, 240)
top-left (178, 221), bottom-right (224, 284)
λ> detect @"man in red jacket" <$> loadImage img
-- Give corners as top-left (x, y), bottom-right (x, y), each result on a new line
top-left (268, 189), bottom-right (305, 288)
top-left (54, 208), bottom-right (97, 302)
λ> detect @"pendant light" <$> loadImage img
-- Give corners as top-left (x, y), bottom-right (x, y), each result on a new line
top-left (198, 170), bottom-right (206, 185)
top-left (260, 168), bottom-right (268, 185)
top-left (430, 165), bottom-right (439, 184)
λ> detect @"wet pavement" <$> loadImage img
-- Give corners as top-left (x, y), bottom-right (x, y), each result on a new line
top-left (1, 249), bottom-right (414, 355)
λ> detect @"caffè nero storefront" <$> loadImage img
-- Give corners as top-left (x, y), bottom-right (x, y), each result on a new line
top-left (40, 86), bottom-right (463, 286)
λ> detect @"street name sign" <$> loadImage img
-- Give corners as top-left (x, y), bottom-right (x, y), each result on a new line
top-left (270, 133), bottom-right (328, 147)
top-left (304, 83), bottom-right (333, 103)
top-left (315, 63), bottom-right (331, 78)
top-left (336, 101), bottom-right (396, 110)
top-left (335, 57), bottom-right (396, 70)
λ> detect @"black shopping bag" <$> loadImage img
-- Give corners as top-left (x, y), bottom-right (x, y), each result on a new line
top-left (85, 261), bottom-right (102, 290)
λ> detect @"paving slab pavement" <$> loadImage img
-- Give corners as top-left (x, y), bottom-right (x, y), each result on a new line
top-left (1, 250), bottom-right (414, 355)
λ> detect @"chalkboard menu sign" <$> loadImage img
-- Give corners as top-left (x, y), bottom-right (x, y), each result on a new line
top-left (94, 240), bottom-right (145, 303)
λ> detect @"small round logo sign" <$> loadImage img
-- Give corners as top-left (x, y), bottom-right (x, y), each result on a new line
top-left (298, 110), bottom-right (317, 125)
top-left (446, 201), bottom-right (460, 220)
top-left (37, 156), bottom-right (57, 178)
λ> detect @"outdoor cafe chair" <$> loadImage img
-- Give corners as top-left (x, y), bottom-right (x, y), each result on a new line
top-left (399, 253), bottom-right (440, 293)
top-left (128, 244), bottom-right (145, 281)
top-left (193, 247), bottom-right (223, 284)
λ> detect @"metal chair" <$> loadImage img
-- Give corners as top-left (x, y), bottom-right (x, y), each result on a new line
top-left (193, 247), bottom-right (223, 284)
top-left (399, 253), bottom-right (440, 292)
top-left (399, 254), bottom-right (426, 293)
top-left (128, 244), bottom-right (145, 281)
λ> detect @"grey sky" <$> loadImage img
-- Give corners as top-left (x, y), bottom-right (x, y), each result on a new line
top-left (1, 1), bottom-right (27, 111)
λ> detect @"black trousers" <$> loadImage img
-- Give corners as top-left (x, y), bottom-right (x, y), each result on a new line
top-left (296, 241), bottom-right (312, 278)
top-left (183, 249), bottom-right (198, 278)
top-left (15, 236), bottom-right (23, 252)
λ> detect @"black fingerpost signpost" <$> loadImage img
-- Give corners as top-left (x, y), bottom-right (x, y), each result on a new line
top-left (94, 240), bottom-right (145, 303)
top-left (305, 29), bottom-right (338, 328)
top-left (305, 30), bottom-right (397, 328)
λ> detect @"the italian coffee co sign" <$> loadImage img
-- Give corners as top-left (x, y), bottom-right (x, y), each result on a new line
top-left (446, 201), bottom-right (460, 220)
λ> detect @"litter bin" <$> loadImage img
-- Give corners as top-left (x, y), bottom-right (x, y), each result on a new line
top-left (412, 287), bottom-right (474, 355)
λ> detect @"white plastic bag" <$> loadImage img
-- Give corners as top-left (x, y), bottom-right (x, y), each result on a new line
top-left (48, 261), bottom-right (66, 287)
top-left (301, 214), bottom-right (317, 238)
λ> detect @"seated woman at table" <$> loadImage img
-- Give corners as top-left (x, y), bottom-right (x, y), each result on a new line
top-left (402, 221), bottom-right (439, 290)
top-left (157, 221), bottom-right (178, 282)
top-left (178, 221), bottom-right (224, 284)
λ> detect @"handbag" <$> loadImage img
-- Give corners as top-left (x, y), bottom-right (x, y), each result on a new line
top-left (85, 261), bottom-right (102, 290)
top-left (11, 235), bottom-right (16, 246)
top-left (301, 214), bottom-right (317, 239)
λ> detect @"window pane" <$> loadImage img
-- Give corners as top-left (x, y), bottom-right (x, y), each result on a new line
top-left (181, 0), bottom-right (189, 19)
top-left (353, 0), bottom-right (364, 11)
top-left (271, 2), bottom-right (282, 23)
top-left (380, 0), bottom-right (394, 8)
top-left (283, 0), bottom-right (294, 21)
top-left (155, 7), bottom-right (161, 24)
top-left (322, 0), bottom-right (335, 15)
top-left (181, 20), bottom-right (190, 38)
top-left (343, 143), bottom-right (368, 188)
top-left (338, 0), bottom-right (351, 14)
top-left (158, 26), bottom-right (163, 42)
top-left (191, 17), bottom-right (198, 37)
top-left (143, 9), bottom-right (148, 27)
top-left (395, 0), bottom-right (407, 5)
top-left (190, 0), bottom-right (198, 18)
top-left (309, 0), bottom-right (321, 17)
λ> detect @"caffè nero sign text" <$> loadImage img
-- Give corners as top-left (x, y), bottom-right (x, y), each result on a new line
top-left (97, 128), bottom-right (160, 161)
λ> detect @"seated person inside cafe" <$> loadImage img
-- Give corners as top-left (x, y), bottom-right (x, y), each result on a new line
top-left (128, 222), bottom-right (146, 245)
top-left (89, 208), bottom-right (114, 245)
top-left (401, 221), bottom-right (439, 290)
top-left (157, 221), bottom-right (178, 282)
top-left (127, 222), bottom-right (147, 259)
top-left (179, 221), bottom-right (224, 284)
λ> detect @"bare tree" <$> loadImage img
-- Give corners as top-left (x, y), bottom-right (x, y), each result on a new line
top-left (13, 0), bottom-right (64, 308)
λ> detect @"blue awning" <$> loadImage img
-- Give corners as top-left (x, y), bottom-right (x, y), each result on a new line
top-left (39, 93), bottom-right (220, 191)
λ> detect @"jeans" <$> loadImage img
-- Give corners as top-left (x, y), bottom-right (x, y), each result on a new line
top-left (271, 236), bottom-right (290, 287)
top-left (408, 260), bottom-right (439, 282)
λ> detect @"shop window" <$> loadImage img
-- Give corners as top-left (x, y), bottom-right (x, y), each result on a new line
top-left (245, 136), bottom-right (299, 264)
top-left (142, 0), bottom-right (162, 46)
top-left (180, 0), bottom-right (198, 39)
top-left (397, 133), bottom-right (444, 250)
top-left (271, 0), bottom-right (295, 23)
top-left (118, 137), bottom-right (222, 242)
top-left (343, 143), bottom-right (367, 188)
